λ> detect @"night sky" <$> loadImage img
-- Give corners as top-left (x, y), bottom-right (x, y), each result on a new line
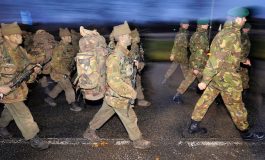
top-left (0, 0), bottom-right (265, 24)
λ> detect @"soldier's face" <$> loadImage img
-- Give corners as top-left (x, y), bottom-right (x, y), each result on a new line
top-left (6, 34), bottom-right (22, 45)
top-left (62, 36), bottom-right (71, 43)
top-left (242, 28), bottom-right (250, 33)
top-left (201, 24), bottom-right (209, 30)
top-left (181, 24), bottom-right (189, 29)
top-left (121, 34), bottom-right (131, 47)
top-left (235, 17), bottom-right (247, 26)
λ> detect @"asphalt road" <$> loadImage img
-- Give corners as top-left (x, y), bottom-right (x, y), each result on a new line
top-left (0, 62), bottom-right (265, 160)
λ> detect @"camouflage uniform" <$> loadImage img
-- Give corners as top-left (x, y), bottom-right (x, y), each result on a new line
top-left (191, 22), bottom-right (249, 131)
top-left (129, 29), bottom-right (151, 107)
top-left (163, 27), bottom-right (189, 81)
top-left (46, 28), bottom-right (80, 111)
top-left (86, 23), bottom-right (151, 149)
top-left (22, 31), bottom-right (33, 53)
top-left (239, 28), bottom-right (251, 89)
top-left (71, 29), bottom-right (81, 55)
top-left (176, 25), bottom-right (209, 94)
top-left (0, 23), bottom-right (39, 140)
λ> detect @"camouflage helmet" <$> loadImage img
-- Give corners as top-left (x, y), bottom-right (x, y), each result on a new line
top-left (33, 29), bottom-right (56, 47)
top-left (112, 21), bottom-right (131, 39)
top-left (227, 7), bottom-right (249, 18)
top-left (59, 28), bottom-right (71, 37)
top-left (1, 22), bottom-right (22, 36)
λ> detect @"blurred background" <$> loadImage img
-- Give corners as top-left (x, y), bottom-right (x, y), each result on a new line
top-left (0, 0), bottom-right (265, 60)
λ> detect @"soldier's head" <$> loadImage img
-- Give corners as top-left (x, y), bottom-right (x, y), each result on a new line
top-left (0, 28), bottom-right (3, 44)
top-left (242, 23), bottom-right (251, 33)
top-left (197, 19), bottom-right (209, 30)
top-left (1, 22), bottom-right (23, 45)
top-left (180, 20), bottom-right (189, 30)
top-left (227, 7), bottom-right (249, 27)
top-left (112, 21), bottom-right (131, 47)
top-left (59, 28), bottom-right (71, 43)
top-left (130, 29), bottom-right (140, 43)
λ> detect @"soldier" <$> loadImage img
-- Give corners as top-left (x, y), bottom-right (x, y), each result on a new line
top-left (187, 8), bottom-right (265, 141)
top-left (22, 30), bottom-right (33, 53)
top-left (130, 29), bottom-right (151, 107)
top-left (44, 28), bottom-right (82, 112)
top-left (161, 20), bottom-right (190, 84)
top-left (239, 23), bottom-right (251, 97)
top-left (173, 19), bottom-right (210, 104)
top-left (82, 21), bottom-right (151, 149)
top-left (0, 28), bottom-right (3, 44)
top-left (0, 22), bottom-right (49, 150)
top-left (70, 29), bottom-right (81, 55)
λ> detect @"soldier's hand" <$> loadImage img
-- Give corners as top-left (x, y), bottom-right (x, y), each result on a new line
top-left (34, 64), bottom-right (42, 74)
top-left (243, 59), bottom-right (251, 66)
top-left (169, 54), bottom-right (175, 61)
top-left (198, 82), bottom-right (207, 90)
top-left (193, 69), bottom-right (199, 75)
top-left (134, 60), bottom-right (139, 69)
top-left (0, 85), bottom-right (11, 95)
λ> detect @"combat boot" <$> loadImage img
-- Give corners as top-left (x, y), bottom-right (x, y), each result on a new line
top-left (44, 96), bottom-right (57, 107)
top-left (188, 119), bottom-right (207, 134)
top-left (241, 130), bottom-right (265, 142)
top-left (70, 102), bottom-right (82, 112)
top-left (0, 127), bottom-right (12, 138)
top-left (83, 128), bottom-right (101, 142)
top-left (29, 136), bottom-right (49, 150)
top-left (173, 92), bottom-right (183, 104)
top-left (137, 99), bottom-right (151, 107)
top-left (133, 138), bottom-right (151, 149)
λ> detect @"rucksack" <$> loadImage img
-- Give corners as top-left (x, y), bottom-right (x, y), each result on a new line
top-left (74, 29), bottom-right (108, 101)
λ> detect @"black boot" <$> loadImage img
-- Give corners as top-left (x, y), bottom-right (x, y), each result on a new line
top-left (173, 92), bottom-right (183, 104)
top-left (188, 120), bottom-right (207, 134)
top-left (215, 95), bottom-right (223, 106)
top-left (44, 96), bottom-right (57, 107)
top-left (70, 102), bottom-right (82, 112)
top-left (0, 127), bottom-right (12, 138)
top-left (241, 130), bottom-right (265, 142)
top-left (29, 136), bottom-right (49, 150)
top-left (83, 128), bottom-right (101, 142)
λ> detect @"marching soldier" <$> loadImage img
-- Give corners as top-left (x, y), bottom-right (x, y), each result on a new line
top-left (161, 20), bottom-right (190, 84)
top-left (83, 22), bottom-right (151, 149)
top-left (0, 22), bottom-right (49, 150)
top-left (173, 19), bottom-right (210, 104)
top-left (188, 8), bottom-right (265, 141)
top-left (44, 28), bottom-right (82, 112)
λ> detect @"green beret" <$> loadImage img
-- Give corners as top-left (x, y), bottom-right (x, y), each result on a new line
top-left (243, 23), bottom-right (251, 29)
top-left (197, 19), bottom-right (209, 25)
top-left (227, 7), bottom-right (249, 18)
top-left (180, 19), bottom-right (189, 24)
top-left (1, 22), bottom-right (22, 36)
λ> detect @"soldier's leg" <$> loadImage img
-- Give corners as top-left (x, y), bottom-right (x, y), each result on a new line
top-left (114, 106), bottom-right (142, 141)
top-left (136, 74), bottom-right (151, 107)
top-left (48, 83), bottom-right (63, 99)
top-left (58, 78), bottom-right (82, 112)
top-left (84, 100), bottom-right (115, 141)
top-left (191, 85), bottom-right (220, 121)
top-left (39, 76), bottom-right (49, 88)
top-left (221, 90), bottom-right (249, 131)
top-left (0, 107), bottom-right (14, 128)
top-left (5, 102), bottom-right (39, 140)
top-left (240, 68), bottom-right (249, 90)
top-left (162, 62), bottom-right (179, 84)
top-left (180, 63), bottom-right (189, 78)
top-left (89, 101), bottom-right (115, 130)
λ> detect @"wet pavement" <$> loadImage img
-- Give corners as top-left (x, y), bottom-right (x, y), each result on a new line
top-left (0, 62), bottom-right (265, 160)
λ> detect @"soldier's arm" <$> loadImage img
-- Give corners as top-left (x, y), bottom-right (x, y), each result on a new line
top-left (106, 55), bottom-right (136, 99)
top-left (201, 54), bottom-right (219, 85)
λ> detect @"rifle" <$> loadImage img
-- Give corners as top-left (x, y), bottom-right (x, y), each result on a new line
top-left (0, 58), bottom-right (52, 99)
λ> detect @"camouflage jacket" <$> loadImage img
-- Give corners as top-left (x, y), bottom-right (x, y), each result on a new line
top-left (189, 26), bottom-right (209, 71)
top-left (202, 22), bottom-right (243, 91)
top-left (105, 44), bottom-right (136, 109)
top-left (129, 42), bottom-right (145, 71)
top-left (241, 32), bottom-right (251, 62)
top-left (0, 42), bottom-right (31, 103)
top-left (171, 28), bottom-right (189, 64)
top-left (50, 41), bottom-right (75, 81)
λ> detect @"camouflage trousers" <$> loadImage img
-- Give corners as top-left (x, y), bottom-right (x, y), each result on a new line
top-left (177, 69), bottom-right (202, 94)
top-left (89, 100), bottom-right (143, 141)
top-left (48, 78), bottom-right (75, 104)
top-left (164, 61), bottom-right (189, 80)
top-left (0, 102), bottom-right (40, 140)
top-left (191, 84), bottom-right (249, 131)
top-left (239, 67), bottom-right (249, 89)
top-left (136, 74), bottom-right (145, 100)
